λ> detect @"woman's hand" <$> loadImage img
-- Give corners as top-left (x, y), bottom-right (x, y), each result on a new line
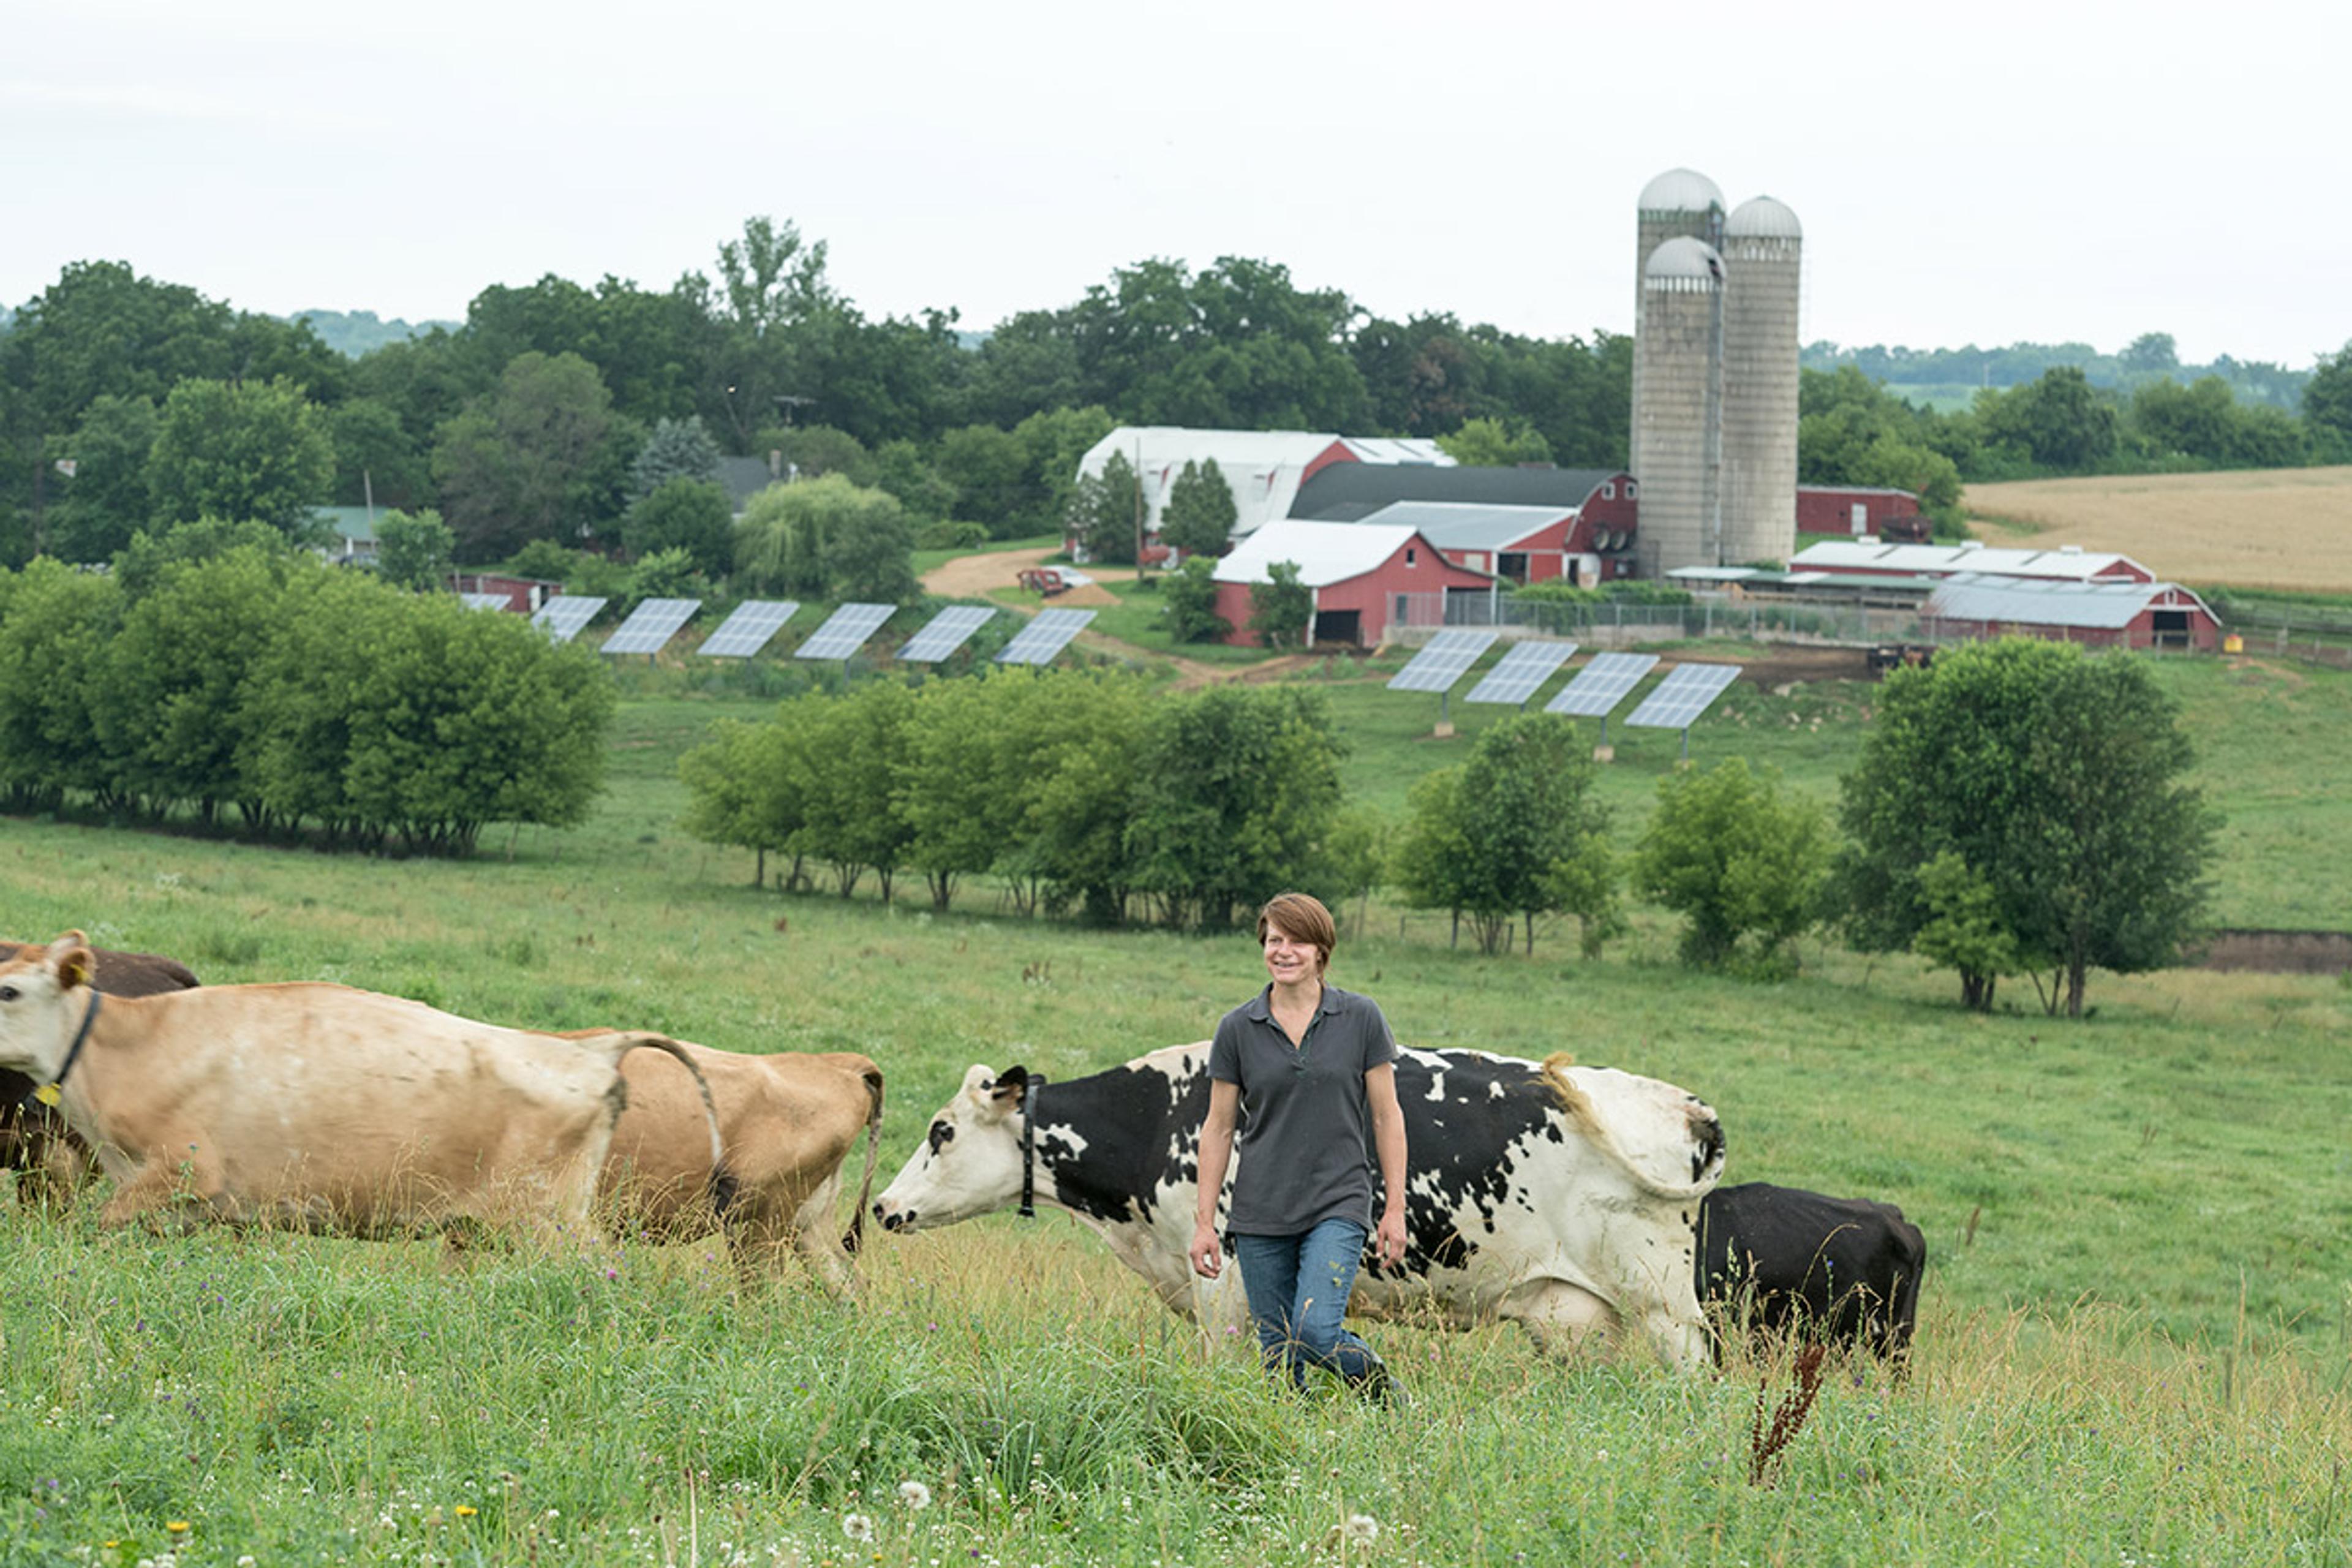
top-left (1189, 1220), bottom-right (1223, 1280)
top-left (1375, 1207), bottom-right (1407, 1269)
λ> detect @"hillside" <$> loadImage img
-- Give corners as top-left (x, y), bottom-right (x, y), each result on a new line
top-left (1964, 466), bottom-right (2352, 591)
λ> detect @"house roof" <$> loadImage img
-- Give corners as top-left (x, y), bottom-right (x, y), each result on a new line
top-left (1292, 464), bottom-right (1621, 520)
top-left (716, 457), bottom-right (778, 511)
top-left (1923, 573), bottom-right (2212, 631)
top-left (1349, 501), bottom-right (1575, 552)
top-left (1212, 521), bottom-right (1450, 588)
top-left (1790, 540), bottom-right (2148, 580)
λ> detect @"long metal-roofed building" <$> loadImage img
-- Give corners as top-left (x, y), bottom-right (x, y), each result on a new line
top-left (1920, 573), bottom-right (2221, 652)
top-left (1631, 236), bottom-right (1725, 581)
top-left (1071, 428), bottom-right (1453, 554)
top-left (1790, 539), bottom-right (2155, 584)
top-left (1289, 464), bottom-right (1639, 584)
top-left (1719, 195), bottom-right (1803, 567)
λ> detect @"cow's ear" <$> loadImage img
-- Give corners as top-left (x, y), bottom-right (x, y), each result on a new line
top-left (989, 1065), bottom-right (1030, 1107)
top-left (47, 932), bottom-right (94, 993)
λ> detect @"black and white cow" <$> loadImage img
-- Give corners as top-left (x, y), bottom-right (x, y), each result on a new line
top-left (1694, 1183), bottom-right (1926, 1363)
top-left (875, 1043), bottom-right (1727, 1370)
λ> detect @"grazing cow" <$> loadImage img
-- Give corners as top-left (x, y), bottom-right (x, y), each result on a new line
top-left (875, 1044), bottom-right (1726, 1368)
top-left (0, 939), bottom-right (202, 1203)
top-left (0, 932), bottom-right (723, 1239)
top-left (1695, 1182), bottom-right (1926, 1363)
top-left (600, 1042), bottom-right (884, 1292)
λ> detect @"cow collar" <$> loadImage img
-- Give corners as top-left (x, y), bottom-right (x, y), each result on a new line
top-left (30, 989), bottom-right (102, 1110)
top-left (1018, 1073), bottom-right (1049, 1219)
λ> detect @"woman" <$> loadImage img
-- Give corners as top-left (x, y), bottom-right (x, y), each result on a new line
top-left (1189, 892), bottom-right (1408, 1400)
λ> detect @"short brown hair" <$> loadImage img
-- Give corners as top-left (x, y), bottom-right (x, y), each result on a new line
top-left (1256, 892), bottom-right (1336, 976)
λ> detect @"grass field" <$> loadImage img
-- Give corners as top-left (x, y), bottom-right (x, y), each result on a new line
top-left (1966, 466), bottom-right (2352, 592)
top-left (0, 650), bottom-right (2348, 1564)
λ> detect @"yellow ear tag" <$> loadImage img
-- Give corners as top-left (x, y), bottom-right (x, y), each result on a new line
top-left (32, 1085), bottom-right (61, 1107)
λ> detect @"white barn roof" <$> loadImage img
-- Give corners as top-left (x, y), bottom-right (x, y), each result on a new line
top-left (1212, 521), bottom-right (1427, 587)
top-left (1351, 501), bottom-right (1572, 552)
top-left (1791, 540), bottom-right (2148, 581)
top-left (1080, 427), bottom-right (1453, 541)
top-left (1923, 573), bottom-right (2212, 631)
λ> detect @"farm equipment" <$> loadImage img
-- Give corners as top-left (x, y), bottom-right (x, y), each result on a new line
top-left (1017, 567), bottom-right (1070, 596)
top-left (1868, 643), bottom-right (1936, 676)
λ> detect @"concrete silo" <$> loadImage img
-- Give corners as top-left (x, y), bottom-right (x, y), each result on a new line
top-left (1720, 195), bottom-right (1803, 567)
top-left (1632, 236), bottom-right (1724, 579)
top-left (1630, 169), bottom-right (1724, 509)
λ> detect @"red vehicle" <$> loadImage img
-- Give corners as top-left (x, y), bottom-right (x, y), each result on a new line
top-left (1017, 567), bottom-right (1070, 596)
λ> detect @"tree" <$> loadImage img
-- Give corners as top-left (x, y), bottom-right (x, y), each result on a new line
top-left (146, 376), bottom-right (335, 539)
top-left (0, 560), bottom-right (126, 810)
top-left (628, 415), bottom-right (722, 501)
top-left (1068, 448), bottom-right (1140, 565)
top-left (328, 395), bottom-right (430, 511)
top-left (431, 351), bottom-right (622, 562)
top-left (1976, 367), bottom-right (2119, 470)
top-left (374, 508), bottom-right (456, 592)
top-left (733, 473), bottom-right (915, 602)
top-left (895, 676), bottom-right (1036, 910)
top-left (1159, 457), bottom-right (1238, 560)
top-left (1161, 556), bottom-right (1228, 643)
top-left (933, 424), bottom-right (1030, 537)
top-left (870, 439), bottom-right (957, 524)
top-left (1436, 415), bottom-right (1553, 467)
top-left (622, 477), bottom-right (733, 577)
top-left (2298, 342), bottom-right (2352, 447)
top-left (1834, 638), bottom-right (2217, 1016)
top-left (1314, 804), bottom-right (1390, 940)
top-left (46, 393), bottom-right (158, 562)
top-left (1248, 560), bottom-right (1312, 649)
top-left (2117, 332), bottom-right (2179, 375)
top-left (1634, 758), bottom-right (1831, 973)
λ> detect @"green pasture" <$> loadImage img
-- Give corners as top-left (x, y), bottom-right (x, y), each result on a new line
top-left (0, 647), bottom-right (2347, 1564)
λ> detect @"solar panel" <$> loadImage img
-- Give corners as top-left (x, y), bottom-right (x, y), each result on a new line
top-left (1624, 662), bottom-right (1743, 729)
top-left (1545, 652), bottom-right (1660, 717)
top-left (1464, 639), bottom-right (1578, 706)
top-left (459, 592), bottom-right (507, 611)
top-left (793, 602), bottom-right (897, 662)
top-left (995, 608), bottom-right (1095, 666)
top-left (698, 600), bottom-right (800, 658)
top-left (1386, 629), bottom-right (1499, 693)
top-left (600, 597), bottom-right (701, 655)
top-left (898, 605), bottom-right (997, 663)
top-left (530, 595), bottom-right (607, 643)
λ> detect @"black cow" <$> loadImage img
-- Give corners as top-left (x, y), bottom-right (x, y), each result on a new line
top-left (0, 940), bottom-right (202, 1203)
top-left (1695, 1182), bottom-right (1926, 1362)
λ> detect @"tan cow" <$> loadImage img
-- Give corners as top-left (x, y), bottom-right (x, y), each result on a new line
top-left (600, 1041), bottom-right (884, 1293)
top-left (0, 932), bottom-right (722, 1240)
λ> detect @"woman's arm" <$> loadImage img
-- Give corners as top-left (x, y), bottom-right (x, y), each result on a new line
top-left (1189, 1078), bottom-right (1241, 1279)
top-left (1365, 1062), bottom-right (1408, 1268)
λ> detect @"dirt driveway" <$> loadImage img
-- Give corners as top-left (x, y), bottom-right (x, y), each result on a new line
top-left (921, 547), bottom-right (1120, 608)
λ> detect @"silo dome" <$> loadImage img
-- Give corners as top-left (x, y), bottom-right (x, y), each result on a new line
top-left (1725, 195), bottom-right (1803, 240)
top-left (1638, 168), bottom-right (1724, 214)
top-left (1645, 236), bottom-right (1724, 283)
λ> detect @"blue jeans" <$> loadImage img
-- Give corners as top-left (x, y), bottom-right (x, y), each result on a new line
top-left (1232, 1218), bottom-right (1383, 1389)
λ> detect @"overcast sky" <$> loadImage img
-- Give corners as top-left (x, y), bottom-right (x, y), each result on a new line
top-left (7, 0), bottom-right (2345, 369)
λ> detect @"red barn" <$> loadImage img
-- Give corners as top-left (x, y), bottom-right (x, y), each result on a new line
top-left (448, 573), bottom-right (562, 612)
top-left (1289, 466), bottom-right (1638, 581)
top-left (1211, 520), bottom-right (1495, 647)
top-left (1796, 485), bottom-right (1926, 541)
top-left (1921, 574), bottom-right (2221, 651)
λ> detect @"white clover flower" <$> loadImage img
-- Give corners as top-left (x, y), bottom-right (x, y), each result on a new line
top-left (842, 1512), bottom-right (875, 1542)
top-left (1344, 1513), bottom-right (1380, 1544)
top-left (897, 1480), bottom-right (933, 1510)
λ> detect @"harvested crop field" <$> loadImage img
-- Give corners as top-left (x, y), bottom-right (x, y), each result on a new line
top-left (1965, 466), bottom-right (2352, 590)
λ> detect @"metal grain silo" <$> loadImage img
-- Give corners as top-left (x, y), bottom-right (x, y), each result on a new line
top-left (1632, 236), bottom-right (1724, 579)
top-left (1720, 195), bottom-right (1803, 567)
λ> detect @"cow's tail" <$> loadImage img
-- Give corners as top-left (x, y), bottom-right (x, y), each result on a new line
top-left (591, 1033), bottom-right (736, 1218)
top-left (840, 1063), bottom-right (886, 1256)
top-left (1539, 1052), bottom-right (1720, 1202)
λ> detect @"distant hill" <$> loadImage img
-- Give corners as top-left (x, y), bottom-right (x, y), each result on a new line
top-left (1804, 335), bottom-right (2311, 413)
top-left (293, 309), bottom-right (459, 357)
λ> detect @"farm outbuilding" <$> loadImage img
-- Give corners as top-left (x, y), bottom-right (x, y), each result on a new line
top-left (1072, 428), bottom-right (1453, 555)
top-left (1289, 466), bottom-right (1638, 582)
top-left (1790, 539), bottom-right (2155, 584)
top-left (1341, 500), bottom-right (1626, 587)
top-left (1796, 486), bottom-right (1926, 541)
top-left (1209, 519), bottom-right (1495, 647)
top-left (1920, 573), bottom-right (2221, 651)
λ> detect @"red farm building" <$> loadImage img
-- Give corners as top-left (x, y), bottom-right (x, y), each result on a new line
top-left (1796, 484), bottom-right (1927, 542)
top-left (1288, 465), bottom-right (1638, 584)
top-left (1920, 574), bottom-right (2221, 651)
top-left (1210, 519), bottom-right (1496, 647)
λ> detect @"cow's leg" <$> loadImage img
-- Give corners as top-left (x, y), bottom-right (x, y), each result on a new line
top-left (1498, 1278), bottom-right (1619, 1360)
top-left (785, 1174), bottom-right (858, 1298)
top-left (99, 1148), bottom-right (230, 1230)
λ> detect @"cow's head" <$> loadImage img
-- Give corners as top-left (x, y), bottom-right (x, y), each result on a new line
top-left (0, 932), bottom-right (97, 1080)
top-left (1548, 1061), bottom-right (1727, 1200)
top-left (873, 1063), bottom-right (1033, 1234)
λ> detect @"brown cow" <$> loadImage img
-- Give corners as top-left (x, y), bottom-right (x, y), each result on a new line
top-left (0, 939), bottom-right (202, 1204)
top-left (0, 932), bottom-right (722, 1240)
top-left (600, 1042), bottom-right (884, 1293)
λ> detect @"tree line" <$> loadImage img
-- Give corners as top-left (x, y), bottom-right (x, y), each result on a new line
top-left (0, 535), bottom-right (613, 854)
top-left (682, 636), bottom-right (2214, 1017)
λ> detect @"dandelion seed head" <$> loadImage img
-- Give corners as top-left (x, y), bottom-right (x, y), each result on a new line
top-left (1344, 1513), bottom-right (1379, 1543)
top-left (897, 1480), bottom-right (933, 1510)
top-left (842, 1513), bottom-right (875, 1542)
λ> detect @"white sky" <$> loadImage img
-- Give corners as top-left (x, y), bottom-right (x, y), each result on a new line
top-left (6, 0), bottom-right (2345, 370)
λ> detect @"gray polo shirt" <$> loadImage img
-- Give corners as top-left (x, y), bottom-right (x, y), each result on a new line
top-left (1208, 982), bottom-right (1398, 1236)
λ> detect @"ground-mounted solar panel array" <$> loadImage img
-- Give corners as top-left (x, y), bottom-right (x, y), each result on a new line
top-left (1624, 662), bottom-right (1742, 729)
top-left (793, 602), bottom-right (897, 662)
top-left (600, 597), bottom-right (701, 655)
top-left (898, 605), bottom-right (998, 663)
top-left (1545, 652), bottom-right (1660, 717)
top-left (530, 595), bottom-right (606, 643)
top-left (459, 592), bottom-right (508, 612)
top-left (698, 600), bottom-right (801, 658)
top-left (1386, 629), bottom-right (1499, 693)
top-left (1464, 639), bottom-right (1578, 706)
top-left (995, 608), bottom-right (1095, 665)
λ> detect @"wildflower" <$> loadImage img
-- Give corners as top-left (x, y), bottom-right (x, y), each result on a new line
top-left (455, 1504), bottom-right (478, 1518)
top-left (842, 1513), bottom-right (875, 1542)
top-left (1344, 1513), bottom-right (1380, 1544)
top-left (166, 1523), bottom-right (190, 1534)
top-left (897, 1480), bottom-right (933, 1510)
